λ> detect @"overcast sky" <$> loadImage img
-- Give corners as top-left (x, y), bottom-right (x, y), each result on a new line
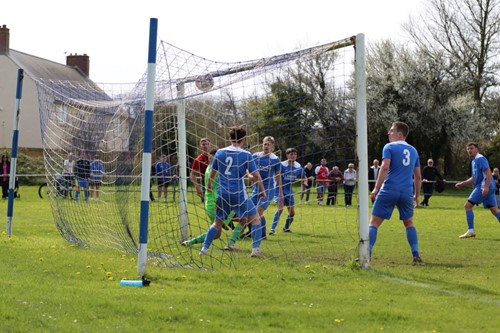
top-left (1, 0), bottom-right (424, 83)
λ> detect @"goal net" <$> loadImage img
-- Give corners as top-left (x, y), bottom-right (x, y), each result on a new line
top-left (36, 33), bottom-right (368, 271)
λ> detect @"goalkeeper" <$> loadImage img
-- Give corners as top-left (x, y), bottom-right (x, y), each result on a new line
top-left (182, 149), bottom-right (243, 249)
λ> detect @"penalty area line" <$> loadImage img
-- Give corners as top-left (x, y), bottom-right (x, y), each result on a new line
top-left (375, 272), bottom-right (500, 306)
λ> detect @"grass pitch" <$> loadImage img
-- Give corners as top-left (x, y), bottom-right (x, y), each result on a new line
top-left (1, 187), bottom-right (499, 332)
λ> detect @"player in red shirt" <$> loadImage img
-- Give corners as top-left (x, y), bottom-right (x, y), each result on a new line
top-left (190, 138), bottom-right (212, 202)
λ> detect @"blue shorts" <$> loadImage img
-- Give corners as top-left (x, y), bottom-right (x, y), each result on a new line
top-left (251, 187), bottom-right (275, 210)
top-left (317, 184), bottom-right (327, 194)
top-left (372, 186), bottom-right (414, 221)
top-left (276, 193), bottom-right (295, 207)
top-left (468, 187), bottom-right (498, 208)
top-left (77, 177), bottom-right (88, 189)
top-left (215, 194), bottom-right (258, 221)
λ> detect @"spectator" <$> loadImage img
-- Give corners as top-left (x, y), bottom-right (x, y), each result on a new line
top-left (89, 155), bottom-right (105, 200)
top-left (300, 162), bottom-right (314, 204)
top-left (62, 152), bottom-right (75, 199)
top-left (368, 159), bottom-right (380, 203)
top-left (343, 163), bottom-right (357, 206)
top-left (315, 158), bottom-right (329, 205)
top-left (326, 166), bottom-right (343, 205)
top-left (420, 159), bottom-right (444, 207)
top-left (190, 138), bottom-right (212, 203)
top-left (1, 153), bottom-right (10, 199)
top-left (74, 151), bottom-right (90, 202)
top-left (455, 143), bottom-right (500, 238)
top-left (156, 154), bottom-right (172, 202)
top-left (493, 167), bottom-right (500, 208)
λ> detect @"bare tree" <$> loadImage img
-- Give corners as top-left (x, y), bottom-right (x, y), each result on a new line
top-left (404, 0), bottom-right (500, 105)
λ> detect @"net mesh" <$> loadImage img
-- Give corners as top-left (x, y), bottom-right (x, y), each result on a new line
top-left (36, 35), bottom-right (362, 270)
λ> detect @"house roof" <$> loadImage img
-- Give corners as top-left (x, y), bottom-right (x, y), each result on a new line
top-left (8, 49), bottom-right (91, 82)
top-left (6, 49), bottom-right (113, 103)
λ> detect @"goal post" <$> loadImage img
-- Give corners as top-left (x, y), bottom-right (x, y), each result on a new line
top-left (137, 17), bottom-right (158, 276)
top-left (354, 34), bottom-right (370, 269)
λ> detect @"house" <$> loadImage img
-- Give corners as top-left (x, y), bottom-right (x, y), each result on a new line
top-left (0, 24), bottom-right (95, 153)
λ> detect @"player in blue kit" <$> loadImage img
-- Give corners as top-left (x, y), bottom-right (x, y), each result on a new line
top-left (200, 126), bottom-right (266, 257)
top-left (248, 136), bottom-right (284, 239)
top-left (270, 147), bottom-right (307, 234)
top-left (369, 121), bottom-right (423, 263)
top-left (454, 142), bottom-right (500, 238)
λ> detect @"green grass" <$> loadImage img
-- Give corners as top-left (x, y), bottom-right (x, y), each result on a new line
top-left (1, 187), bottom-right (500, 332)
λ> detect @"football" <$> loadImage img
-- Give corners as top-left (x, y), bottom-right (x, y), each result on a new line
top-left (194, 73), bottom-right (214, 92)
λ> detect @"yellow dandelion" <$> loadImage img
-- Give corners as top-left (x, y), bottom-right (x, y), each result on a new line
top-left (304, 264), bottom-right (311, 269)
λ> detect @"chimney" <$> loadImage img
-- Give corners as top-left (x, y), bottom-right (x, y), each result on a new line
top-left (0, 25), bottom-right (9, 55)
top-left (66, 53), bottom-right (90, 76)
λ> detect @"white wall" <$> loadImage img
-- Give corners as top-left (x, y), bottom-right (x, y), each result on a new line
top-left (0, 56), bottom-right (43, 149)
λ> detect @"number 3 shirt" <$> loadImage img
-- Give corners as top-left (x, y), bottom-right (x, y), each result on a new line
top-left (381, 140), bottom-right (420, 190)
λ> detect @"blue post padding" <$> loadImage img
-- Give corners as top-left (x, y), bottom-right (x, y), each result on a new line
top-left (148, 18), bottom-right (158, 64)
top-left (139, 200), bottom-right (150, 243)
top-left (144, 110), bottom-right (153, 153)
top-left (16, 69), bottom-right (24, 98)
top-left (7, 189), bottom-right (15, 216)
top-left (11, 131), bottom-right (19, 158)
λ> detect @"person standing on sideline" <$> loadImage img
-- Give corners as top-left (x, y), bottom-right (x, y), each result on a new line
top-left (343, 163), bottom-right (357, 206)
top-left (156, 154), bottom-right (172, 202)
top-left (270, 148), bottom-right (307, 234)
top-left (315, 158), bottom-right (329, 205)
top-left (62, 153), bottom-right (75, 199)
top-left (420, 159), bottom-right (444, 207)
top-left (300, 162), bottom-right (314, 204)
top-left (75, 151), bottom-right (90, 202)
top-left (369, 121), bottom-right (423, 263)
top-left (492, 167), bottom-right (500, 208)
top-left (89, 155), bottom-right (105, 200)
top-left (1, 154), bottom-right (10, 199)
top-left (368, 159), bottom-right (380, 203)
top-left (327, 166), bottom-right (343, 205)
top-left (248, 136), bottom-right (284, 239)
top-left (190, 138), bottom-right (212, 203)
top-left (454, 143), bottom-right (500, 238)
top-left (200, 126), bottom-right (266, 258)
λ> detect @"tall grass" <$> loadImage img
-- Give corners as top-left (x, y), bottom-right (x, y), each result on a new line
top-left (1, 187), bottom-right (499, 332)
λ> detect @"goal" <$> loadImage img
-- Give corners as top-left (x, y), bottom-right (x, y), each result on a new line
top-left (35, 22), bottom-right (369, 272)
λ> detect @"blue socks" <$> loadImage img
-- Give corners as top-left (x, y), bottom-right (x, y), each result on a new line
top-left (466, 210), bottom-right (474, 230)
top-left (406, 226), bottom-right (419, 257)
top-left (202, 226), bottom-right (218, 250)
top-left (369, 225), bottom-right (419, 257)
top-left (251, 222), bottom-right (262, 249)
top-left (272, 210), bottom-right (282, 230)
top-left (369, 226), bottom-right (378, 255)
top-left (261, 216), bottom-right (266, 237)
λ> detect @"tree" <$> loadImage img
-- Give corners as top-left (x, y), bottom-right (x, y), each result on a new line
top-left (404, 0), bottom-right (500, 106)
top-left (365, 40), bottom-right (487, 177)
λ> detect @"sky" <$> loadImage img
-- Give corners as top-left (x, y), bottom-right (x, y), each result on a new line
top-left (1, 0), bottom-right (425, 84)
